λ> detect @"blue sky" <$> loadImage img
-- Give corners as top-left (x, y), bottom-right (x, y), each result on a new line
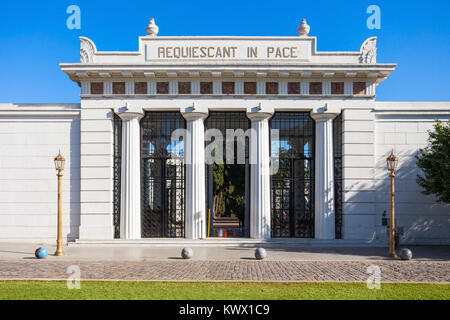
top-left (0, 0), bottom-right (449, 103)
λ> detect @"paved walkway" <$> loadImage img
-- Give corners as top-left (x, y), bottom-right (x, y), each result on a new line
top-left (0, 243), bottom-right (449, 282)
top-left (1, 243), bottom-right (449, 261)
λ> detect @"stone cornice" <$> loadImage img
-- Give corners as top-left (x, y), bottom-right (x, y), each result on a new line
top-left (375, 102), bottom-right (450, 111)
top-left (0, 103), bottom-right (80, 110)
top-left (61, 67), bottom-right (395, 91)
top-left (61, 64), bottom-right (396, 82)
top-left (62, 33), bottom-right (395, 86)
top-left (63, 20), bottom-right (395, 100)
top-left (0, 110), bottom-right (81, 117)
top-left (80, 98), bottom-right (375, 113)
top-left (0, 104), bottom-right (81, 116)
top-left (374, 102), bottom-right (450, 116)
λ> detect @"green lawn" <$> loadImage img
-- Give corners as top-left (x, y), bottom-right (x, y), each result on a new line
top-left (0, 281), bottom-right (448, 300)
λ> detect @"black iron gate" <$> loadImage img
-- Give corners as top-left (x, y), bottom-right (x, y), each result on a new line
top-left (270, 112), bottom-right (315, 238)
top-left (141, 112), bottom-right (186, 238)
top-left (333, 113), bottom-right (343, 239)
top-left (113, 114), bottom-right (122, 239)
top-left (205, 111), bottom-right (251, 237)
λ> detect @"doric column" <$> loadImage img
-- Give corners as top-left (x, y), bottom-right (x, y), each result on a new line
top-left (118, 111), bottom-right (144, 239)
top-left (310, 112), bottom-right (338, 240)
top-left (182, 109), bottom-right (208, 239)
top-left (247, 110), bottom-right (273, 239)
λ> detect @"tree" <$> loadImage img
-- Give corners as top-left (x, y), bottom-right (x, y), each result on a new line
top-left (212, 163), bottom-right (245, 219)
top-left (416, 120), bottom-right (450, 203)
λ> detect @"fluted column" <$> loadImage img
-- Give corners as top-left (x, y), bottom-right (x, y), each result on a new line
top-left (118, 111), bottom-right (144, 239)
top-left (311, 112), bottom-right (338, 240)
top-left (247, 111), bottom-right (273, 239)
top-left (182, 110), bottom-right (208, 239)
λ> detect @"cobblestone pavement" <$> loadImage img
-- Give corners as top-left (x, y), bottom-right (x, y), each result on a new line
top-left (0, 260), bottom-right (448, 283)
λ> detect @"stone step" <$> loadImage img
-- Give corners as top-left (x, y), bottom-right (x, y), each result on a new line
top-left (69, 238), bottom-right (384, 247)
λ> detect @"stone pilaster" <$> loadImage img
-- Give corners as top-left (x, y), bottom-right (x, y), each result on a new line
top-left (311, 112), bottom-right (338, 239)
top-left (182, 109), bottom-right (208, 239)
top-left (279, 80), bottom-right (288, 95)
top-left (118, 111), bottom-right (144, 239)
top-left (81, 81), bottom-right (90, 95)
top-left (247, 109), bottom-right (273, 239)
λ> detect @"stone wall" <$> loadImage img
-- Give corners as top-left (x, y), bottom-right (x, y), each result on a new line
top-left (0, 101), bottom-right (449, 244)
top-left (0, 104), bottom-right (81, 242)
top-left (373, 102), bottom-right (450, 245)
top-left (341, 108), bottom-right (377, 241)
top-left (79, 106), bottom-right (115, 240)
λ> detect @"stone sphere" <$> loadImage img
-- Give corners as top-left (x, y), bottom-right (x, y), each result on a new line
top-left (255, 248), bottom-right (267, 260)
top-left (181, 247), bottom-right (193, 259)
top-left (400, 248), bottom-right (413, 260)
top-left (35, 247), bottom-right (48, 259)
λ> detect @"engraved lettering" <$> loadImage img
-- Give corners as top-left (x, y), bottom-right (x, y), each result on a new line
top-left (200, 47), bottom-right (207, 58)
top-left (166, 47), bottom-right (173, 58)
top-left (275, 47), bottom-right (281, 58)
top-left (291, 47), bottom-right (297, 58)
top-left (248, 47), bottom-right (258, 58)
top-left (207, 47), bottom-right (214, 58)
top-left (192, 47), bottom-right (199, 58)
top-left (216, 47), bottom-right (222, 58)
top-left (152, 45), bottom-right (303, 60)
top-left (158, 47), bottom-right (165, 58)
top-left (173, 47), bottom-right (181, 59)
top-left (231, 47), bottom-right (237, 58)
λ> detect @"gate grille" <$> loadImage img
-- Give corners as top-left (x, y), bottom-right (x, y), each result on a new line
top-left (333, 113), bottom-right (343, 239)
top-left (205, 112), bottom-right (251, 237)
top-left (141, 112), bottom-right (186, 238)
top-left (270, 112), bottom-right (315, 238)
top-left (113, 113), bottom-right (122, 239)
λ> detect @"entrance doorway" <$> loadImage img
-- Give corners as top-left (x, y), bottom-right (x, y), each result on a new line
top-left (270, 112), bottom-right (315, 238)
top-left (141, 112), bottom-right (186, 238)
top-left (205, 112), bottom-right (250, 238)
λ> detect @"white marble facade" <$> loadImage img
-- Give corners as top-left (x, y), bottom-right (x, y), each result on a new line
top-left (0, 20), bottom-right (449, 244)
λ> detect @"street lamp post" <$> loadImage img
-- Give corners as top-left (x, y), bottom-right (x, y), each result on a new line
top-left (386, 149), bottom-right (399, 258)
top-left (54, 150), bottom-right (66, 256)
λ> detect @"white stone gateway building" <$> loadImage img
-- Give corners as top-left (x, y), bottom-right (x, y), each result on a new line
top-left (0, 19), bottom-right (449, 245)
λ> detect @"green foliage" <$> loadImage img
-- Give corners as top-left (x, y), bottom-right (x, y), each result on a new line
top-left (212, 163), bottom-right (245, 218)
top-left (416, 120), bottom-right (450, 203)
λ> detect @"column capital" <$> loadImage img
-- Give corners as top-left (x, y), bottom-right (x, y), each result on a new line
top-left (117, 111), bottom-right (144, 121)
top-left (246, 104), bottom-right (274, 121)
top-left (310, 112), bottom-right (339, 121)
top-left (181, 105), bottom-right (208, 121)
top-left (117, 103), bottom-right (144, 121)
